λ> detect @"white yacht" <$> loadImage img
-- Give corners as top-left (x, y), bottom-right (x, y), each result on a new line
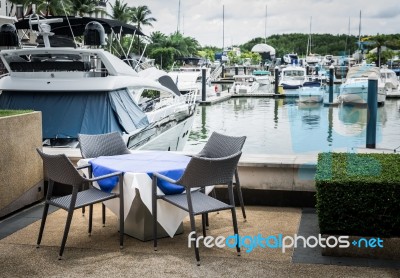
top-left (338, 65), bottom-right (388, 105)
top-left (298, 80), bottom-right (325, 103)
top-left (252, 69), bottom-right (272, 85)
top-left (380, 66), bottom-right (399, 91)
top-left (0, 17), bottom-right (197, 151)
top-left (231, 74), bottom-right (259, 94)
top-left (279, 66), bottom-right (307, 89)
top-left (167, 57), bottom-right (212, 94)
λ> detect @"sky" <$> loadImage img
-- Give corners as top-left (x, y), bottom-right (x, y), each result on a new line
top-left (125, 0), bottom-right (400, 48)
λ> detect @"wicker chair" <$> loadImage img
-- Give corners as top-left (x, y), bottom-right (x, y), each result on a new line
top-left (36, 148), bottom-right (124, 259)
top-left (197, 132), bottom-right (247, 220)
top-left (78, 132), bottom-right (130, 226)
top-left (152, 151), bottom-right (242, 266)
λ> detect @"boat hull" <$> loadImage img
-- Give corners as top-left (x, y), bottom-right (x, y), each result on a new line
top-left (339, 82), bottom-right (387, 105)
top-left (298, 87), bottom-right (324, 103)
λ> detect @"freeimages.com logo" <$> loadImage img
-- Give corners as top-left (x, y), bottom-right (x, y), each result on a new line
top-left (188, 232), bottom-right (384, 253)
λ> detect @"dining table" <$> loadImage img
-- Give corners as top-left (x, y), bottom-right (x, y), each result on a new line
top-left (77, 150), bottom-right (206, 240)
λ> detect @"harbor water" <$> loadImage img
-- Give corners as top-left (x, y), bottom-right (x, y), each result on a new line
top-left (184, 85), bottom-right (400, 155)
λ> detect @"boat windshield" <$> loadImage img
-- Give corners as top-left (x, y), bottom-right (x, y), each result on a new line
top-left (284, 70), bottom-right (304, 77)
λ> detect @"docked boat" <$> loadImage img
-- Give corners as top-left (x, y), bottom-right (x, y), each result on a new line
top-left (252, 69), bottom-right (272, 85)
top-left (338, 65), bottom-right (388, 105)
top-left (167, 57), bottom-right (212, 94)
top-left (0, 17), bottom-right (197, 151)
top-left (283, 53), bottom-right (299, 65)
top-left (279, 66), bottom-right (307, 89)
top-left (298, 80), bottom-right (325, 103)
top-left (380, 66), bottom-right (399, 91)
top-left (231, 74), bottom-right (259, 94)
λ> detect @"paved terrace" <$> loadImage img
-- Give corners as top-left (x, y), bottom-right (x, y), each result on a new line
top-left (1, 201), bottom-right (399, 277)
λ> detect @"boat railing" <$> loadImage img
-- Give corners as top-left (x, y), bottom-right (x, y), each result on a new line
top-left (209, 64), bottom-right (222, 81)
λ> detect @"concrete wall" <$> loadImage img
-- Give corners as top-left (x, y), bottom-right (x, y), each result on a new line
top-left (0, 111), bottom-right (44, 218)
top-left (237, 154), bottom-right (317, 192)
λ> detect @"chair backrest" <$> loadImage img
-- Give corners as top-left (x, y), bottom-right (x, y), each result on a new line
top-left (78, 132), bottom-right (130, 159)
top-left (197, 132), bottom-right (246, 158)
top-left (36, 148), bottom-right (85, 186)
top-left (177, 151), bottom-right (242, 188)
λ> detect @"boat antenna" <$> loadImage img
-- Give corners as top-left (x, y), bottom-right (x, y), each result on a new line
top-left (60, 0), bottom-right (77, 47)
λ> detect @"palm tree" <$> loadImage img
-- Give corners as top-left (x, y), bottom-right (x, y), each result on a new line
top-left (9, 0), bottom-right (69, 16)
top-left (130, 5), bottom-right (156, 54)
top-left (35, 0), bottom-right (71, 16)
top-left (70, 0), bottom-right (100, 17)
top-left (108, 0), bottom-right (131, 23)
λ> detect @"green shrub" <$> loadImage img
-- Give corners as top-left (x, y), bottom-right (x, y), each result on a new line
top-left (0, 110), bottom-right (33, 117)
top-left (316, 152), bottom-right (400, 237)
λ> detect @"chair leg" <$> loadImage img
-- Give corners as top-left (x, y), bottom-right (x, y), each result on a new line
top-left (37, 203), bottom-right (50, 248)
top-left (82, 206), bottom-right (85, 216)
top-left (59, 208), bottom-right (75, 259)
top-left (119, 175), bottom-right (124, 249)
top-left (201, 214), bottom-right (207, 237)
top-left (102, 204), bottom-right (106, 227)
top-left (88, 204), bottom-right (93, 236)
top-left (189, 213), bottom-right (201, 266)
top-left (231, 207), bottom-right (241, 256)
top-left (205, 213), bottom-right (209, 229)
top-left (152, 176), bottom-right (158, 251)
top-left (235, 170), bottom-right (246, 221)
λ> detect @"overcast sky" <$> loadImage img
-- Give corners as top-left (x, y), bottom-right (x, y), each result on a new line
top-left (125, 0), bottom-right (400, 47)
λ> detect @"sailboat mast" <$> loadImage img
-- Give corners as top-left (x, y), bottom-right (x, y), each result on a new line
top-left (222, 5), bottom-right (225, 50)
top-left (306, 16), bottom-right (312, 56)
top-left (345, 17), bottom-right (350, 56)
top-left (358, 10), bottom-right (362, 51)
top-left (264, 5), bottom-right (267, 44)
top-left (309, 16), bottom-right (312, 55)
top-left (177, 0), bottom-right (181, 33)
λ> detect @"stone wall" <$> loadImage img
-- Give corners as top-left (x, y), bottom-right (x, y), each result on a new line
top-left (0, 111), bottom-right (44, 218)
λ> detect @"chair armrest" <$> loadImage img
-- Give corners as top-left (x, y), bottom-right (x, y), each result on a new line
top-left (153, 172), bottom-right (178, 184)
top-left (76, 164), bottom-right (91, 170)
top-left (88, 172), bottom-right (122, 182)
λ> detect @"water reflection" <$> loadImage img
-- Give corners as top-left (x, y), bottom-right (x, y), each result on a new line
top-left (297, 102), bottom-right (322, 129)
top-left (185, 89), bottom-right (399, 154)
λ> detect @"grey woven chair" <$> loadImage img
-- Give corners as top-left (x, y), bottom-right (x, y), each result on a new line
top-left (152, 151), bottom-right (242, 266)
top-left (36, 148), bottom-right (124, 259)
top-left (197, 132), bottom-right (247, 220)
top-left (78, 132), bottom-right (130, 226)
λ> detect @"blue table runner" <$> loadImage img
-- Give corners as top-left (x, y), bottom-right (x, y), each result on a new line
top-left (89, 152), bottom-right (191, 195)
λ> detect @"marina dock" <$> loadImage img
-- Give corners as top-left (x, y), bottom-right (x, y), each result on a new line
top-left (198, 87), bottom-right (400, 106)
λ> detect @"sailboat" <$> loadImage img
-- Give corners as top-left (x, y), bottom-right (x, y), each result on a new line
top-left (305, 17), bottom-right (321, 65)
top-left (352, 10), bottom-right (364, 63)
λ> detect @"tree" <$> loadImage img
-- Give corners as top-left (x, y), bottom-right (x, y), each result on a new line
top-left (108, 0), bottom-right (131, 23)
top-left (70, 0), bottom-right (100, 17)
top-left (34, 0), bottom-right (71, 16)
top-left (130, 5), bottom-right (156, 54)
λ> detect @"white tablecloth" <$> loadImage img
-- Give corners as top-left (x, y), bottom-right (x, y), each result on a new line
top-left (78, 151), bottom-right (213, 237)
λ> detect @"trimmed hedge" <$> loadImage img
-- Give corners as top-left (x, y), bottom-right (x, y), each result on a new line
top-left (315, 152), bottom-right (400, 237)
top-left (0, 109), bottom-right (33, 117)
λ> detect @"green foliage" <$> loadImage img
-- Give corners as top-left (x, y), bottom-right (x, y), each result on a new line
top-left (147, 31), bottom-right (200, 69)
top-left (0, 110), bottom-right (33, 117)
top-left (315, 152), bottom-right (400, 237)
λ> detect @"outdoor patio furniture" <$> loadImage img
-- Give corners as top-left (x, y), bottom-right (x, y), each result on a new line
top-left (78, 132), bottom-right (130, 226)
top-left (152, 151), bottom-right (242, 265)
top-left (197, 132), bottom-right (247, 220)
top-left (36, 148), bottom-right (124, 259)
